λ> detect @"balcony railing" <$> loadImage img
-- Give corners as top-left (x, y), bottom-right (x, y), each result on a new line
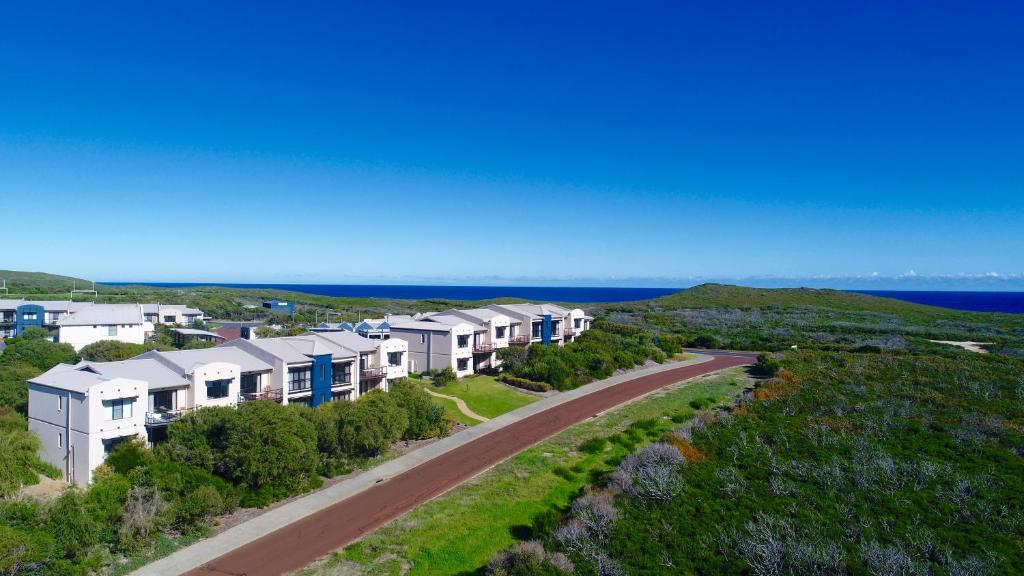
top-left (563, 328), bottom-right (578, 338)
top-left (0, 317), bottom-right (15, 324)
top-left (509, 335), bottom-right (531, 345)
top-left (473, 343), bottom-right (497, 354)
top-left (360, 367), bottom-right (387, 380)
top-left (238, 389), bottom-right (283, 403)
top-left (145, 407), bottom-right (195, 426)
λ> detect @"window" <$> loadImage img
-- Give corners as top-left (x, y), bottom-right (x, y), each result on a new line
top-left (241, 373), bottom-right (259, 395)
top-left (163, 315), bottom-right (175, 323)
top-left (103, 397), bottom-right (134, 421)
top-left (58, 432), bottom-right (62, 448)
top-left (388, 351), bottom-right (402, 366)
top-left (288, 368), bottom-right (311, 391)
top-left (532, 323), bottom-right (542, 338)
top-left (333, 390), bottom-right (352, 402)
top-left (333, 363), bottom-right (352, 385)
top-left (457, 358), bottom-right (469, 371)
top-left (206, 379), bottom-right (230, 399)
top-left (107, 325), bottom-right (118, 336)
top-left (420, 334), bottom-right (425, 344)
top-left (495, 326), bottom-right (507, 339)
top-left (57, 395), bottom-right (63, 412)
top-left (22, 312), bottom-right (37, 320)
top-left (152, 390), bottom-right (175, 412)
top-left (575, 318), bottom-right (582, 329)
top-left (457, 335), bottom-right (470, 348)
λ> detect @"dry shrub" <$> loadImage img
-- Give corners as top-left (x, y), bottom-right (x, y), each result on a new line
top-left (1003, 419), bottom-right (1024, 431)
top-left (753, 377), bottom-right (802, 401)
top-left (663, 433), bottom-right (707, 462)
top-left (777, 369), bottom-right (801, 384)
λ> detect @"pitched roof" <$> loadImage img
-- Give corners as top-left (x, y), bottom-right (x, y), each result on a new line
top-left (171, 328), bottom-right (225, 339)
top-left (75, 358), bottom-right (188, 391)
top-left (57, 304), bottom-right (144, 326)
top-left (306, 331), bottom-right (379, 354)
top-left (389, 320), bottom-right (469, 332)
top-left (30, 364), bottom-right (107, 393)
top-left (138, 348), bottom-right (272, 375)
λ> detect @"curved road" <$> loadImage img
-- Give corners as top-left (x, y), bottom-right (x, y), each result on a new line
top-left (189, 353), bottom-right (752, 575)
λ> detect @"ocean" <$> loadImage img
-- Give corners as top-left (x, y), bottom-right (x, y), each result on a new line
top-left (100, 283), bottom-right (1024, 313)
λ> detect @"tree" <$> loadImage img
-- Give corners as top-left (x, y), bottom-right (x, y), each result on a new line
top-left (161, 406), bottom-right (238, 475)
top-left (389, 378), bottom-right (446, 439)
top-left (224, 401), bottom-right (319, 499)
top-left (0, 362), bottom-right (41, 415)
top-left (78, 340), bottom-right (155, 362)
top-left (0, 408), bottom-right (45, 497)
top-left (0, 329), bottom-right (77, 371)
top-left (754, 353), bottom-right (781, 377)
top-left (46, 490), bottom-right (99, 561)
top-left (432, 366), bottom-right (457, 387)
top-left (336, 392), bottom-right (408, 457)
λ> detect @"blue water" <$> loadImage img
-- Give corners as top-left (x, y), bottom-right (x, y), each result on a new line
top-left (852, 290), bottom-right (1024, 314)
top-left (100, 282), bottom-right (679, 303)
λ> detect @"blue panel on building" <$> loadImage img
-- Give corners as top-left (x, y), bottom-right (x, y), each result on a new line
top-left (541, 314), bottom-right (552, 345)
top-left (15, 304), bottom-right (44, 337)
top-left (310, 354), bottom-right (333, 408)
top-left (263, 300), bottom-right (295, 315)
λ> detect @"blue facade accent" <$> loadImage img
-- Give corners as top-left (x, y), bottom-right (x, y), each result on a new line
top-left (339, 322), bottom-right (355, 332)
top-left (310, 354), bottom-right (333, 408)
top-left (541, 314), bottom-right (552, 345)
top-left (263, 300), bottom-right (295, 315)
top-left (15, 304), bottom-right (44, 337)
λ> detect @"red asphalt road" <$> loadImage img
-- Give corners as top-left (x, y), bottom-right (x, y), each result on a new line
top-left (190, 355), bottom-right (751, 576)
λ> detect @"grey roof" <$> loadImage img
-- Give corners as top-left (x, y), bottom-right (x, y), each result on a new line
top-left (490, 303), bottom-right (570, 319)
top-left (171, 328), bottom-right (225, 339)
top-left (239, 336), bottom-right (330, 364)
top-left (137, 348), bottom-right (273, 375)
top-left (29, 364), bottom-right (103, 393)
top-left (0, 299), bottom-right (90, 312)
top-left (142, 304), bottom-right (203, 315)
top-left (425, 314), bottom-right (486, 331)
top-left (74, 358), bottom-right (188, 391)
top-left (306, 331), bottom-right (378, 354)
top-left (57, 304), bottom-right (143, 326)
top-left (456, 308), bottom-right (506, 322)
top-left (390, 320), bottom-right (468, 332)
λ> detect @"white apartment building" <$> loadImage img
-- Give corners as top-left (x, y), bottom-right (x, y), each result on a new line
top-left (141, 304), bottom-right (204, 328)
top-left (28, 331), bottom-right (404, 486)
top-left (57, 304), bottom-right (148, 351)
top-left (420, 308), bottom-right (511, 371)
top-left (487, 303), bottom-right (592, 346)
top-left (388, 319), bottom-right (476, 377)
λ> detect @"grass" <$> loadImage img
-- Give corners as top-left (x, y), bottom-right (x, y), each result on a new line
top-left (300, 366), bottom-right (754, 576)
top-left (430, 395), bottom-right (482, 426)
top-left (432, 374), bottom-right (537, 419)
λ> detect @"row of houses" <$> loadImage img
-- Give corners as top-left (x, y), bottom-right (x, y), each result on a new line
top-left (0, 299), bottom-right (203, 350)
top-left (313, 303), bottom-right (593, 377)
top-left (28, 330), bottom-right (408, 486)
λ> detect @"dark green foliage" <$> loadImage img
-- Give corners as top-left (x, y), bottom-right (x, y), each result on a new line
top-left (135, 460), bottom-right (238, 528)
top-left (688, 397), bottom-right (715, 410)
top-left (754, 352), bottom-right (781, 376)
top-left (160, 406), bottom-right (238, 475)
top-left (46, 490), bottom-right (99, 562)
top-left (654, 334), bottom-right (685, 355)
top-left (0, 362), bottom-right (39, 415)
top-left (547, 350), bottom-right (1024, 575)
top-left (500, 323), bottom-right (663, 390)
top-left (688, 333), bottom-right (721, 349)
top-left (103, 438), bottom-right (155, 475)
top-left (0, 328), bottom-right (77, 371)
top-left (0, 407), bottom-right (57, 496)
top-left (499, 375), bottom-right (552, 392)
top-left (224, 401), bottom-right (320, 504)
top-left (578, 436), bottom-right (609, 454)
top-left (78, 340), bottom-right (163, 362)
top-left (389, 378), bottom-right (447, 440)
top-left (336, 392), bottom-right (409, 457)
top-left (487, 540), bottom-right (573, 576)
top-left (432, 366), bottom-right (458, 387)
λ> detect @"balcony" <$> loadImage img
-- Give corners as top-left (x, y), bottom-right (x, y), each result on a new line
top-left (239, 389), bottom-right (283, 403)
top-left (360, 366), bottom-right (387, 380)
top-left (509, 335), bottom-right (531, 346)
top-left (145, 407), bottom-right (195, 427)
top-left (473, 342), bottom-right (497, 354)
top-left (0, 316), bottom-right (14, 324)
top-left (563, 327), bottom-right (578, 338)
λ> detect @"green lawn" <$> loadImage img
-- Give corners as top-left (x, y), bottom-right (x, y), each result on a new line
top-left (301, 366), bottom-right (754, 576)
top-left (432, 374), bottom-right (537, 419)
top-left (429, 395), bottom-right (482, 426)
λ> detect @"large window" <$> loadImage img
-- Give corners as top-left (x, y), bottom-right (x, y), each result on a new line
top-left (457, 358), bottom-right (469, 371)
top-left (22, 312), bottom-right (37, 320)
top-left (103, 397), bottom-right (134, 421)
top-left (206, 379), bottom-right (230, 399)
top-left (495, 326), bottom-right (507, 339)
top-left (163, 315), bottom-right (175, 323)
top-left (151, 390), bottom-right (175, 412)
top-left (574, 318), bottom-right (582, 329)
top-left (388, 351), bottom-right (403, 366)
top-left (289, 368), bottom-right (311, 392)
top-left (532, 322), bottom-right (542, 338)
top-left (333, 362), bottom-right (352, 385)
top-left (241, 373), bottom-right (259, 395)
top-left (457, 335), bottom-right (470, 349)
top-left (107, 325), bottom-right (118, 336)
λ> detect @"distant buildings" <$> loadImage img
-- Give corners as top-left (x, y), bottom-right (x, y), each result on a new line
top-left (27, 331), bottom-right (406, 486)
top-left (263, 300), bottom-right (295, 315)
top-left (0, 299), bottom-right (207, 350)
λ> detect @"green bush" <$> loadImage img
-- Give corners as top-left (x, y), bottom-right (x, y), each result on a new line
top-left (104, 438), bottom-right (155, 475)
top-left (161, 406), bottom-right (238, 475)
top-left (0, 328), bottom-right (77, 371)
top-left (78, 340), bottom-right (156, 362)
top-left (754, 352), bottom-right (781, 376)
top-left (500, 375), bottom-right (552, 392)
top-left (432, 367), bottom-right (458, 387)
top-left (336, 392), bottom-right (408, 458)
top-left (578, 436), bottom-right (609, 454)
top-left (389, 379), bottom-right (447, 439)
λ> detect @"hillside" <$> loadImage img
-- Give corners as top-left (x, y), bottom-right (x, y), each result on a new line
top-left (0, 270), bottom-right (92, 295)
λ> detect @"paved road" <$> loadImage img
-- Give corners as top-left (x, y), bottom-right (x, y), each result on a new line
top-left (187, 354), bottom-right (751, 576)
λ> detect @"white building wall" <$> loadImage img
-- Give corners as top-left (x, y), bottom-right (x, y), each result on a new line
top-left (189, 362), bottom-right (241, 408)
top-left (58, 324), bottom-right (146, 351)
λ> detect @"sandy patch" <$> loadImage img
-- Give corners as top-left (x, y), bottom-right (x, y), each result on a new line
top-left (929, 340), bottom-right (991, 354)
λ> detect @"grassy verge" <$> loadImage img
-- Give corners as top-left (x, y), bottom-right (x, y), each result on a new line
top-left (302, 366), bottom-right (754, 576)
top-left (431, 374), bottom-right (537, 419)
top-left (430, 395), bottom-right (482, 426)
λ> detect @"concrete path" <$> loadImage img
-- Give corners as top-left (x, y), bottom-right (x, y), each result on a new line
top-left (422, 387), bottom-right (489, 422)
top-left (132, 354), bottom-right (729, 576)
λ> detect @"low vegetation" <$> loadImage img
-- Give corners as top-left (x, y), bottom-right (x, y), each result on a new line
top-left (431, 374), bottom-right (537, 419)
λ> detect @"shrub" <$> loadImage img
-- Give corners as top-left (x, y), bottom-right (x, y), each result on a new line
top-left (688, 334), bottom-right (721, 349)
top-left (389, 379), bottom-right (447, 439)
top-left (500, 375), bottom-right (552, 392)
top-left (609, 442), bottom-right (685, 500)
top-left (336, 392), bottom-right (408, 457)
top-left (78, 340), bottom-right (153, 362)
top-left (754, 352), bottom-right (781, 377)
top-left (689, 396), bottom-right (715, 410)
top-left (224, 401), bottom-right (319, 501)
top-left (161, 406), bottom-right (238, 475)
top-left (104, 438), bottom-right (155, 475)
top-left (487, 540), bottom-right (574, 576)
top-left (579, 436), bottom-right (609, 454)
top-left (663, 433), bottom-right (707, 462)
top-left (172, 485), bottom-right (224, 531)
top-left (0, 408), bottom-right (45, 497)
top-left (46, 490), bottom-right (99, 561)
top-left (116, 485), bottom-right (165, 553)
top-left (433, 367), bottom-right (457, 387)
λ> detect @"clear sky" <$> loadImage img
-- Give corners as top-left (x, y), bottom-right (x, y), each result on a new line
top-left (1, 1), bottom-right (1022, 287)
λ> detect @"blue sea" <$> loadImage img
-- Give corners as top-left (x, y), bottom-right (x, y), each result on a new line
top-left (852, 290), bottom-right (1024, 314)
top-left (100, 282), bottom-right (1024, 312)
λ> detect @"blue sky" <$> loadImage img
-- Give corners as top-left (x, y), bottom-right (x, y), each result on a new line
top-left (1, 1), bottom-right (1022, 287)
